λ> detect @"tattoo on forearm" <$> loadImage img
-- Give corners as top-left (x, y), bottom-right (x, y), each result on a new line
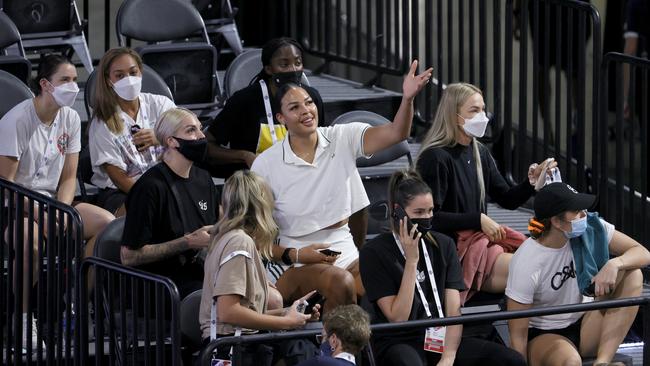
top-left (123, 237), bottom-right (189, 266)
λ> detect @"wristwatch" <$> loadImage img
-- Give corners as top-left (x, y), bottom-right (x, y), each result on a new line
top-left (281, 248), bottom-right (293, 265)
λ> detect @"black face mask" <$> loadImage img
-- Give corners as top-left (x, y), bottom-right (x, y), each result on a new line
top-left (271, 71), bottom-right (303, 87)
top-left (173, 137), bottom-right (207, 163)
top-left (411, 217), bottom-right (432, 233)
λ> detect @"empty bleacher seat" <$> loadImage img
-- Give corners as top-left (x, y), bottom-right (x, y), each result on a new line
top-left (0, 10), bottom-right (31, 84)
top-left (116, 0), bottom-right (221, 109)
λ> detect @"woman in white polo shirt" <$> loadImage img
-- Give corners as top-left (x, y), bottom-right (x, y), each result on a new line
top-left (89, 47), bottom-right (175, 215)
top-left (252, 60), bottom-right (432, 311)
top-left (0, 54), bottom-right (114, 349)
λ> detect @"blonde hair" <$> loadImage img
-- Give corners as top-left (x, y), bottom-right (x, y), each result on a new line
top-left (210, 170), bottom-right (278, 260)
top-left (417, 83), bottom-right (487, 208)
top-left (154, 107), bottom-right (197, 158)
top-left (92, 47), bottom-right (143, 134)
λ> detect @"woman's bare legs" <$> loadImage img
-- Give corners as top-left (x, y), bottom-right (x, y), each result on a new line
top-left (275, 263), bottom-right (356, 313)
top-left (345, 259), bottom-right (365, 298)
top-left (579, 269), bottom-right (643, 365)
top-left (481, 252), bottom-right (512, 293)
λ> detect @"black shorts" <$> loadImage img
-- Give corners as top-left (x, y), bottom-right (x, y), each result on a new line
top-left (528, 316), bottom-right (583, 347)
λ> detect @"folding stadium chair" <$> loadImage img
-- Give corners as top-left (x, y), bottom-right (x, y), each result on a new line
top-left (180, 289), bottom-right (203, 364)
top-left (0, 0), bottom-right (93, 73)
top-left (0, 69), bottom-right (33, 118)
top-left (0, 10), bottom-right (31, 84)
top-left (116, 0), bottom-right (221, 110)
top-left (331, 110), bottom-right (412, 238)
top-left (189, 0), bottom-right (243, 56)
top-left (92, 217), bottom-right (125, 264)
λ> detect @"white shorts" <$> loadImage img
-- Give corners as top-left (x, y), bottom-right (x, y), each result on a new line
top-left (266, 224), bottom-right (359, 283)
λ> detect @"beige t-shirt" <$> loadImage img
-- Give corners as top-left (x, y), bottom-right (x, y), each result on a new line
top-left (199, 229), bottom-right (268, 339)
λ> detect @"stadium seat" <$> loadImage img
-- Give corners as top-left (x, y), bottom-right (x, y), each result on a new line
top-left (331, 110), bottom-right (412, 237)
top-left (116, 0), bottom-right (221, 109)
top-left (92, 216), bottom-right (125, 264)
top-left (188, 0), bottom-right (243, 56)
top-left (0, 69), bottom-right (33, 118)
top-left (180, 289), bottom-right (203, 348)
top-left (0, 11), bottom-right (31, 84)
top-left (2, 0), bottom-right (93, 73)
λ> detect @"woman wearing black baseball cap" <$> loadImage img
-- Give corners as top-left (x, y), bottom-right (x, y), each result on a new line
top-left (505, 182), bottom-right (650, 366)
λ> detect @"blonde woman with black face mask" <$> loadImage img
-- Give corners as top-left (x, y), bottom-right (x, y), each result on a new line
top-left (416, 83), bottom-right (557, 302)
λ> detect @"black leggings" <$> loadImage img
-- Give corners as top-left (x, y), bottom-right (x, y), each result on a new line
top-left (380, 337), bottom-right (526, 366)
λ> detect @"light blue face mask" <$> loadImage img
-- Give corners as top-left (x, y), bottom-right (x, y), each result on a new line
top-left (563, 214), bottom-right (588, 239)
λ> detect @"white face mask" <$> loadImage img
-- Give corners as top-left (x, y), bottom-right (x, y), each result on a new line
top-left (112, 76), bottom-right (142, 101)
top-left (48, 81), bottom-right (79, 107)
top-left (458, 111), bottom-right (490, 138)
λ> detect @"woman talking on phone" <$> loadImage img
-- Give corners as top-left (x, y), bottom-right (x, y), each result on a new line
top-left (359, 170), bottom-right (526, 366)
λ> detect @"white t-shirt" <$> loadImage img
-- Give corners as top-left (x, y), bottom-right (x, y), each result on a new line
top-left (89, 93), bottom-right (175, 189)
top-left (252, 123), bottom-right (371, 237)
top-left (506, 218), bottom-right (615, 330)
top-left (0, 99), bottom-right (81, 197)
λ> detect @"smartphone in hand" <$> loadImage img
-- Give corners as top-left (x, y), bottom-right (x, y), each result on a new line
top-left (303, 292), bottom-right (324, 315)
top-left (392, 205), bottom-right (415, 233)
top-left (319, 249), bottom-right (342, 256)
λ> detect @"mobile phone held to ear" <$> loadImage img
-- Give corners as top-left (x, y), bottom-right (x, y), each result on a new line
top-left (392, 205), bottom-right (415, 233)
top-left (319, 248), bottom-right (342, 256)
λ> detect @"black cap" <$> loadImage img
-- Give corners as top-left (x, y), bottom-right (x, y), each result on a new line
top-left (534, 182), bottom-right (596, 219)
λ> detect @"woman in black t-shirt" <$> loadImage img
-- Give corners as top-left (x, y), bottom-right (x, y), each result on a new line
top-left (416, 83), bottom-right (556, 298)
top-left (204, 37), bottom-right (325, 179)
top-left (121, 108), bottom-right (219, 298)
top-left (359, 170), bottom-right (525, 366)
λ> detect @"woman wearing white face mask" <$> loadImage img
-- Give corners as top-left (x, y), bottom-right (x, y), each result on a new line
top-left (416, 83), bottom-right (557, 301)
top-left (0, 54), bottom-right (114, 350)
top-left (88, 47), bottom-right (176, 216)
top-left (507, 183), bottom-right (650, 366)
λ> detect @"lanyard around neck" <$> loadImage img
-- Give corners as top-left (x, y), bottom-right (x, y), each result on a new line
top-left (259, 80), bottom-right (278, 144)
top-left (393, 233), bottom-right (444, 319)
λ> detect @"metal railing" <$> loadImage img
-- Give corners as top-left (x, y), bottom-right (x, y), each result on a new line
top-left (0, 177), bottom-right (84, 365)
top-left (599, 52), bottom-right (650, 245)
top-left (281, 0), bottom-right (601, 195)
top-left (198, 295), bottom-right (650, 366)
top-left (79, 257), bottom-right (182, 366)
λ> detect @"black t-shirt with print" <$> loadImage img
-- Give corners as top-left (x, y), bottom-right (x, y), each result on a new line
top-left (359, 231), bottom-right (466, 357)
top-left (122, 162), bottom-right (219, 290)
top-left (206, 82), bottom-right (324, 178)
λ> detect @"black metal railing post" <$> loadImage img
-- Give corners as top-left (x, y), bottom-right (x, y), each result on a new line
top-left (199, 295), bottom-right (650, 366)
top-left (79, 257), bottom-right (181, 366)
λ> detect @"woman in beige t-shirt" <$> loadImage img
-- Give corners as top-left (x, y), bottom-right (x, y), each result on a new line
top-left (198, 170), bottom-right (319, 363)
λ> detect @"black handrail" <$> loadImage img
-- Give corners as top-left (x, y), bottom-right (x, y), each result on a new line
top-left (283, 0), bottom-right (601, 196)
top-left (78, 257), bottom-right (182, 366)
top-left (198, 295), bottom-right (650, 366)
top-left (0, 177), bottom-right (84, 365)
top-left (600, 52), bottom-right (650, 245)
